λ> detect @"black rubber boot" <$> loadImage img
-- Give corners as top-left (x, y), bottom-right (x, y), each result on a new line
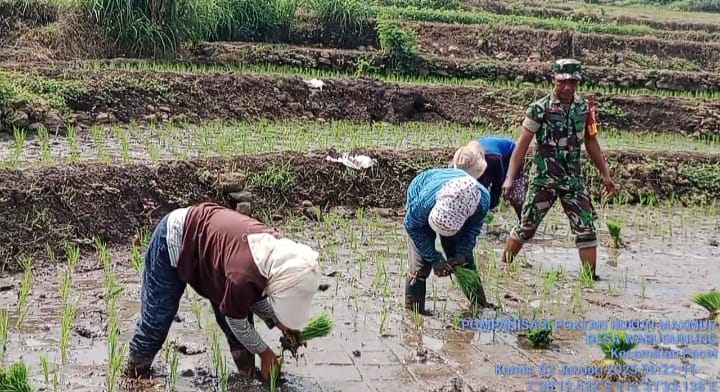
top-left (123, 351), bottom-right (154, 378)
top-left (405, 278), bottom-right (431, 315)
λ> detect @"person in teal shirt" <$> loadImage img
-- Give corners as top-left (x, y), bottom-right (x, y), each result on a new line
top-left (403, 167), bottom-right (492, 315)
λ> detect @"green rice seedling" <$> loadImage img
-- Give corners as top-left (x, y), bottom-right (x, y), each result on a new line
top-left (452, 266), bottom-right (485, 310)
top-left (269, 356), bottom-right (284, 392)
top-left (0, 360), bottom-right (33, 392)
top-left (591, 330), bottom-right (642, 381)
top-left (64, 242), bottom-right (80, 272)
top-left (191, 292), bottom-right (204, 329)
top-left (379, 306), bottom-right (389, 334)
top-left (525, 322), bottom-right (554, 349)
top-left (12, 127), bottom-right (25, 165)
top-left (15, 256), bottom-right (34, 329)
top-left (51, 363), bottom-right (59, 391)
top-left (690, 291), bottom-right (720, 322)
top-left (37, 126), bottom-right (52, 165)
top-left (208, 327), bottom-right (229, 390)
top-left (58, 267), bottom-right (73, 305)
top-left (106, 314), bottom-right (128, 392)
top-left (411, 305), bottom-right (422, 328)
top-left (579, 265), bottom-right (595, 289)
top-left (60, 295), bottom-right (81, 364)
top-left (451, 312), bottom-right (461, 329)
top-left (65, 126), bottom-right (80, 162)
top-left (571, 283), bottom-right (584, 315)
top-left (0, 308), bottom-right (7, 359)
top-left (300, 313), bottom-right (334, 342)
top-left (607, 219), bottom-right (624, 248)
top-left (607, 281), bottom-right (619, 297)
top-left (640, 277), bottom-right (647, 299)
top-left (40, 354), bottom-right (50, 385)
top-left (45, 243), bottom-right (57, 264)
top-left (542, 270), bottom-right (559, 304)
top-left (130, 242), bottom-right (143, 274)
top-left (166, 339), bottom-right (180, 390)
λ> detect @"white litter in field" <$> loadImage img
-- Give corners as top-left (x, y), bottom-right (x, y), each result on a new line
top-left (325, 154), bottom-right (377, 170)
top-left (304, 78), bottom-right (325, 90)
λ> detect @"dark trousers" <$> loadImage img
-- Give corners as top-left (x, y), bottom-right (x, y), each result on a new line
top-left (128, 214), bottom-right (255, 371)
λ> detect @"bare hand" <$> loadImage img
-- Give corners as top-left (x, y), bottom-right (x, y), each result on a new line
top-left (602, 176), bottom-right (617, 198)
top-left (501, 177), bottom-right (514, 198)
top-left (259, 348), bottom-right (280, 380)
top-left (433, 260), bottom-right (453, 277)
top-left (277, 322), bottom-right (301, 342)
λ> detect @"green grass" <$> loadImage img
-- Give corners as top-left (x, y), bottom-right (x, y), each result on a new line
top-left (57, 0), bottom-right (720, 59)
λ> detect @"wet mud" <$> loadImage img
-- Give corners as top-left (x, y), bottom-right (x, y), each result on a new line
top-left (0, 206), bottom-right (718, 391)
top-left (2, 65), bottom-right (720, 136)
top-left (0, 147), bottom-right (719, 270)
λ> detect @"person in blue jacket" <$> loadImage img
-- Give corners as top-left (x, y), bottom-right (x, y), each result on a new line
top-left (404, 166), bottom-right (492, 315)
top-left (452, 137), bottom-right (528, 221)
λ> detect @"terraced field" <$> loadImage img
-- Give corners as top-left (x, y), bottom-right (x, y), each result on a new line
top-left (0, 0), bottom-right (719, 391)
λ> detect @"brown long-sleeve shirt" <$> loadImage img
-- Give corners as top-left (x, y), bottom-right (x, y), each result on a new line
top-left (176, 202), bottom-right (280, 319)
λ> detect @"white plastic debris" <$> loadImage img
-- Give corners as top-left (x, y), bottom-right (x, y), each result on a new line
top-left (304, 78), bottom-right (325, 90)
top-left (325, 154), bottom-right (376, 170)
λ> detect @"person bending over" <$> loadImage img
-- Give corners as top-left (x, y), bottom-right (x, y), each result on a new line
top-left (452, 137), bottom-right (528, 221)
top-left (403, 167), bottom-right (492, 315)
top-left (125, 202), bottom-right (322, 380)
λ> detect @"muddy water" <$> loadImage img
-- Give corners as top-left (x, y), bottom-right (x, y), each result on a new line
top-left (0, 205), bottom-right (718, 391)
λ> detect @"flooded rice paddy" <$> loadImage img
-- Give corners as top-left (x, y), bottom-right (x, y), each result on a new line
top-left (1, 122), bottom-right (719, 168)
top-left (0, 204), bottom-right (718, 391)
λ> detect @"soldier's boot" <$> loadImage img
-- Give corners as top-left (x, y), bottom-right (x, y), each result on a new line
top-left (405, 278), bottom-right (431, 316)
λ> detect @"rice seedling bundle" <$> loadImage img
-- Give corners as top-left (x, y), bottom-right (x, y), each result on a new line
top-left (590, 330), bottom-right (641, 382)
top-left (691, 291), bottom-right (720, 322)
top-left (453, 266), bottom-right (484, 306)
top-left (0, 360), bottom-right (33, 392)
top-left (300, 313), bottom-right (334, 342)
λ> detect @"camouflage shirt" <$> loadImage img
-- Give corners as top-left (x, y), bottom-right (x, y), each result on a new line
top-left (521, 92), bottom-right (591, 188)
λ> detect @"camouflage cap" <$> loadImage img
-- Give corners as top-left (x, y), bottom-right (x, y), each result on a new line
top-left (552, 59), bottom-right (582, 81)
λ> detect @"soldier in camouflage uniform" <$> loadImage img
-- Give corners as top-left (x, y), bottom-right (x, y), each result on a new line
top-left (500, 59), bottom-right (617, 280)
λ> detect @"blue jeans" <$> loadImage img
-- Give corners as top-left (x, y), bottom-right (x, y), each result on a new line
top-left (128, 214), bottom-right (257, 369)
top-left (128, 214), bottom-right (187, 360)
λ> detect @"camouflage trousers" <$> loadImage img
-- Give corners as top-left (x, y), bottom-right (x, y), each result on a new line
top-left (510, 179), bottom-right (598, 249)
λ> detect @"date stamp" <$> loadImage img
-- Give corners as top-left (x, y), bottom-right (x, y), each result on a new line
top-left (496, 362), bottom-right (698, 378)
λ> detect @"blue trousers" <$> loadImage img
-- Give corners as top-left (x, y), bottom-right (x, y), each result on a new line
top-left (128, 214), bottom-right (255, 364)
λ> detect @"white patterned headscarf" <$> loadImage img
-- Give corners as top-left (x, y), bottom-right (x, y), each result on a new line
top-left (428, 176), bottom-right (482, 237)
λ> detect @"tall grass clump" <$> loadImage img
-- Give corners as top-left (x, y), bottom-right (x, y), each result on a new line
top-left (377, 15), bottom-right (421, 73)
top-left (214, 0), bottom-right (298, 41)
top-left (308, 0), bottom-right (373, 46)
top-left (81, 0), bottom-right (224, 57)
top-left (691, 291), bottom-right (720, 322)
top-left (0, 360), bottom-right (34, 392)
